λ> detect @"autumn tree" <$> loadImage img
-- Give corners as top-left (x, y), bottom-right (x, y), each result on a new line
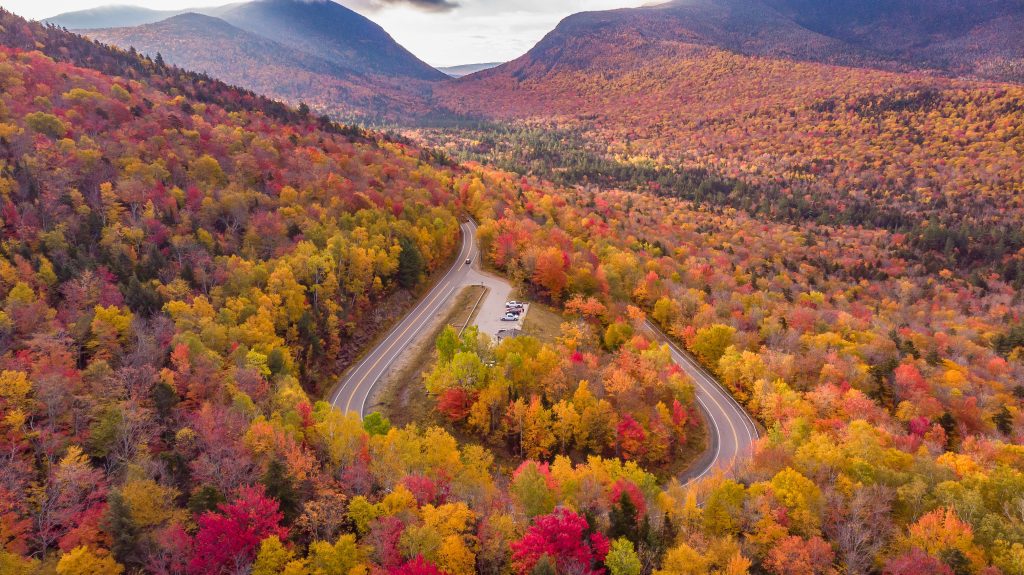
top-left (188, 485), bottom-right (288, 575)
top-left (511, 508), bottom-right (609, 575)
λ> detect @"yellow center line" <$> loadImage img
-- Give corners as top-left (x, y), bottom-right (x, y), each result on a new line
top-left (685, 350), bottom-right (741, 468)
top-left (339, 222), bottom-right (473, 415)
top-left (652, 320), bottom-right (744, 475)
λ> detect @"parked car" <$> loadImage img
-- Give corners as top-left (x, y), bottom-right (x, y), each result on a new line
top-left (501, 313), bottom-right (519, 321)
top-left (506, 300), bottom-right (525, 308)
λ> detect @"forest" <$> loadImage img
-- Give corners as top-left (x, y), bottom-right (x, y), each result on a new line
top-left (419, 319), bottom-right (701, 474)
top-left (415, 123), bottom-right (1024, 284)
top-left (468, 166), bottom-right (1024, 575)
top-left (0, 9), bottom-right (1023, 575)
top-left (435, 41), bottom-right (1024, 277)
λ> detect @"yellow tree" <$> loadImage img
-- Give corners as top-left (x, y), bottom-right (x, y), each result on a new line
top-left (690, 324), bottom-right (736, 368)
top-left (56, 546), bottom-right (124, 575)
top-left (307, 534), bottom-right (367, 575)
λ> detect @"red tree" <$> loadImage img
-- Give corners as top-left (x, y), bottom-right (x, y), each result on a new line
top-left (369, 516), bottom-right (405, 569)
top-left (533, 247), bottom-right (568, 301)
top-left (610, 479), bottom-right (647, 521)
top-left (765, 535), bottom-right (836, 575)
top-left (436, 387), bottom-right (477, 423)
top-left (188, 485), bottom-right (288, 575)
top-left (390, 555), bottom-right (448, 575)
top-left (883, 548), bottom-right (954, 575)
top-left (404, 474), bottom-right (447, 506)
top-left (616, 416), bottom-right (647, 461)
top-left (511, 508), bottom-right (610, 575)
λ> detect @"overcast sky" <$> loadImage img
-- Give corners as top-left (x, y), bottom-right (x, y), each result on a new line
top-left (7, 0), bottom-right (652, 66)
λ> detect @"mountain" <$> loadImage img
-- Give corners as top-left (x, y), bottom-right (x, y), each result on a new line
top-left (517, 0), bottom-right (886, 73)
top-left (45, 3), bottom-right (243, 28)
top-left (435, 0), bottom-right (1024, 232)
top-left (757, 0), bottom-right (1024, 81)
top-left (45, 5), bottom-right (187, 29)
top-left (79, 0), bottom-right (444, 118)
top-left (84, 13), bottom-right (378, 114)
top-left (213, 0), bottom-right (444, 81)
top-left (69, 0), bottom-right (442, 81)
top-left (471, 0), bottom-right (1024, 82)
top-left (438, 62), bottom-right (504, 78)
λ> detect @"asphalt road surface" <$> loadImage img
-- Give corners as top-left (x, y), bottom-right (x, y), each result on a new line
top-left (330, 219), bottom-right (758, 481)
top-left (643, 320), bottom-right (759, 482)
top-left (330, 220), bottom-right (478, 417)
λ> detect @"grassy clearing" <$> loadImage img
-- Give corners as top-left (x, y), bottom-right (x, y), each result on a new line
top-left (521, 302), bottom-right (563, 343)
top-left (375, 285), bottom-right (487, 428)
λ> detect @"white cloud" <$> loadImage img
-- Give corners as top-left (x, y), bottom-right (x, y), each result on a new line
top-left (353, 0), bottom-right (652, 65)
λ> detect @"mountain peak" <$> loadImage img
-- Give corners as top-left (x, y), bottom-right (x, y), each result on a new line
top-left (216, 0), bottom-right (445, 80)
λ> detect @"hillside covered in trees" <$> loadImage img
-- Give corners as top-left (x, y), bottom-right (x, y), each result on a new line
top-left (1, 7), bottom-right (1024, 575)
top-left (433, 36), bottom-right (1024, 279)
top-left (75, 0), bottom-right (442, 121)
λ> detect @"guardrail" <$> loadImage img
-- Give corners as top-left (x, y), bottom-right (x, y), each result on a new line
top-left (458, 285), bottom-right (489, 337)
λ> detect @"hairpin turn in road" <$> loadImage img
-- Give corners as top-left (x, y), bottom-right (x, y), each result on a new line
top-left (329, 220), bottom-right (758, 482)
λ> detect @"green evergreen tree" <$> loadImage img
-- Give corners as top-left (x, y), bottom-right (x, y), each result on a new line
top-left (188, 485), bottom-right (225, 515)
top-left (994, 405), bottom-right (1014, 436)
top-left (262, 458), bottom-right (300, 523)
top-left (105, 491), bottom-right (139, 567)
top-left (608, 493), bottom-right (640, 544)
top-left (397, 236), bottom-right (425, 289)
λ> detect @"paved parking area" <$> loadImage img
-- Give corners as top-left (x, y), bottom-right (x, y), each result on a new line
top-left (463, 269), bottom-right (528, 339)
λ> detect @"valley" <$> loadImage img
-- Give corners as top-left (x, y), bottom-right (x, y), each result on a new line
top-left (1, 1), bottom-right (1023, 574)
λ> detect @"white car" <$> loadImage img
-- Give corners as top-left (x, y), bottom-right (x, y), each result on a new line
top-left (506, 301), bottom-right (525, 308)
top-left (501, 313), bottom-right (519, 321)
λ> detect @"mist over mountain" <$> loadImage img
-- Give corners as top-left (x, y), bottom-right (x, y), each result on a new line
top-left (45, 3), bottom-right (250, 28)
top-left (46, 5), bottom-right (188, 28)
top-left (438, 62), bottom-right (504, 78)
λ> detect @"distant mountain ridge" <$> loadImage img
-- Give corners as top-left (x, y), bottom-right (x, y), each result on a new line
top-left (62, 0), bottom-right (443, 81)
top-left (63, 0), bottom-right (443, 119)
top-left (46, 5), bottom-right (190, 28)
top-left (213, 0), bottom-right (443, 81)
top-left (438, 62), bottom-right (504, 78)
top-left (86, 13), bottom-right (367, 105)
top-left (48, 0), bottom-right (1024, 124)
top-left (469, 0), bottom-right (1024, 84)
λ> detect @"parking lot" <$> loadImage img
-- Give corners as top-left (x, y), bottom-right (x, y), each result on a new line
top-left (455, 245), bottom-right (530, 341)
top-left (472, 284), bottom-right (528, 340)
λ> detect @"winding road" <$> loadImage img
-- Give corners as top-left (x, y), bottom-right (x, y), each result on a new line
top-left (330, 220), bottom-right (478, 418)
top-left (330, 220), bottom-right (758, 482)
top-left (643, 320), bottom-right (760, 482)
